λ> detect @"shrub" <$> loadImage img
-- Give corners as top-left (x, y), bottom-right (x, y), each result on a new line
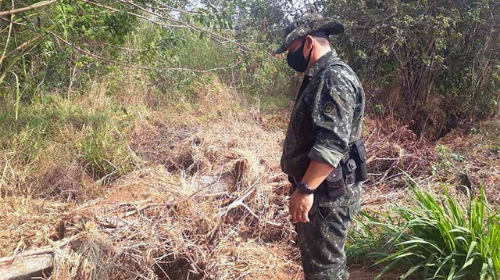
top-left (349, 185), bottom-right (500, 279)
top-left (327, 0), bottom-right (500, 137)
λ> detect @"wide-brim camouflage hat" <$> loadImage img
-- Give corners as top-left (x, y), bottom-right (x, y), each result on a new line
top-left (275, 13), bottom-right (344, 54)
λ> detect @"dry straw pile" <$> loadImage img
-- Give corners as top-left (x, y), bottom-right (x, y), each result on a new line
top-left (1, 77), bottom-right (301, 280)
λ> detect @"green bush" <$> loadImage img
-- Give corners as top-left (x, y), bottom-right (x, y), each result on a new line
top-left (349, 185), bottom-right (500, 279)
top-left (323, 0), bottom-right (500, 137)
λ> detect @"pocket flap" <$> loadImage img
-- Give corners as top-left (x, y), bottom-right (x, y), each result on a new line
top-left (326, 165), bottom-right (343, 182)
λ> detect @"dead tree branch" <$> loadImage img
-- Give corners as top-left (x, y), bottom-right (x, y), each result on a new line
top-left (0, 0), bottom-right (57, 17)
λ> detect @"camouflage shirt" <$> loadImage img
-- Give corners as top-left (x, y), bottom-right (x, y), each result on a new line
top-left (280, 50), bottom-right (365, 181)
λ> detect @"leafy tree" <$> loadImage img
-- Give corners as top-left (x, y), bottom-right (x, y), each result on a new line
top-left (322, 0), bottom-right (499, 137)
top-left (0, 0), bottom-right (138, 101)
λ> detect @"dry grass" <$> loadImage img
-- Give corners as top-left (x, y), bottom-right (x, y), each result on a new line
top-left (0, 196), bottom-right (69, 257)
top-left (0, 76), bottom-right (141, 200)
top-left (0, 75), bottom-right (301, 279)
top-left (358, 116), bottom-right (438, 213)
top-left (436, 118), bottom-right (500, 204)
top-left (45, 91), bottom-right (300, 279)
top-left (1, 73), bottom-right (498, 279)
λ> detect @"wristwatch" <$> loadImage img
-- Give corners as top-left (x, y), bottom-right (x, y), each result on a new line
top-left (297, 181), bottom-right (315, 195)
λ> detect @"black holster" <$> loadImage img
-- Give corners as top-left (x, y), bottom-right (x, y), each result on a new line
top-left (350, 139), bottom-right (368, 182)
top-left (324, 140), bottom-right (368, 198)
top-left (291, 140), bottom-right (368, 199)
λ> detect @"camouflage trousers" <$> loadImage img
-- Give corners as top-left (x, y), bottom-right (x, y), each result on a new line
top-left (295, 181), bottom-right (362, 280)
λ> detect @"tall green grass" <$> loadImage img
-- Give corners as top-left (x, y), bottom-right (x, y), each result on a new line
top-left (124, 22), bottom-right (293, 107)
top-left (349, 185), bottom-right (500, 279)
top-left (0, 89), bottom-right (137, 197)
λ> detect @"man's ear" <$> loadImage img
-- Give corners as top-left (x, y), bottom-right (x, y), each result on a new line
top-left (305, 35), bottom-right (314, 48)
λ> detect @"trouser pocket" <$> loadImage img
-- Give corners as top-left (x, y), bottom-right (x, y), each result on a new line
top-left (317, 205), bottom-right (351, 239)
top-left (297, 205), bottom-right (350, 279)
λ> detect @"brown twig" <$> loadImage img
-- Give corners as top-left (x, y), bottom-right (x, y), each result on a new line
top-left (0, 0), bottom-right (56, 16)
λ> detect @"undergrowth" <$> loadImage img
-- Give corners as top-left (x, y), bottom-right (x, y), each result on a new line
top-left (349, 184), bottom-right (500, 280)
top-left (0, 80), bottom-right (139, 199)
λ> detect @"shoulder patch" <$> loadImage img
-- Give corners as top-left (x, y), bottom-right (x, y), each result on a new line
top-left (323, 102), bottom-right (335, 114)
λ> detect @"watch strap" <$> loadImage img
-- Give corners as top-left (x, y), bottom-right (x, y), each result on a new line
top-left (297, 181), bottom-right (314, 194)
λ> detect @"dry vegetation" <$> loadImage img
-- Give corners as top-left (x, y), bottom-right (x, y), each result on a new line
top-left (0, 74), bottom-right (301, 280)
top-left (0, 72), bottom-right (498, 280)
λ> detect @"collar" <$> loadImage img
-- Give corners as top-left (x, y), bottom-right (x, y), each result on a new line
top-left (305, 50), bottom-right (338, 78)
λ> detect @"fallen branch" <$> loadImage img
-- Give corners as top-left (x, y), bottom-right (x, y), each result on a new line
top-left (0, 234), bottom-right (79, 266)
top-left (217, 187), bottom-right (282, 226)
top-left (0, 254), bottom-right (53, 280)
top-left (0, 0), bottom-right (56, 16)
top-left (218, 187), bottom-right (255, 218)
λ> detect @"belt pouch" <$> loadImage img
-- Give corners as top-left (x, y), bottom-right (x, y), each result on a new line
top-left (325, 164), bottom-right (346, 198)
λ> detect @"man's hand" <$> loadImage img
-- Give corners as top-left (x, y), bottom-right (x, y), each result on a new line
top-left (289, 190), bottom-right (314, 223)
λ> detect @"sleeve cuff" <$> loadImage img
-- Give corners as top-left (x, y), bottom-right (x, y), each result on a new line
top-left (308, 143), bottom-right (344, 167)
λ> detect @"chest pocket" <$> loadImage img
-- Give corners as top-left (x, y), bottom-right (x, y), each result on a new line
top-left (290, 99), bottom-right (312, 138)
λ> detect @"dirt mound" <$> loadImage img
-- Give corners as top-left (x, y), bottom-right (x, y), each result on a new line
top-left (48, 159), bottom-right (298, 279)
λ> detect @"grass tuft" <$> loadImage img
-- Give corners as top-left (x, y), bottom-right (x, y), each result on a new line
top-left (0, 78), bottom-right (139, 199)
top-left (349, 184), bottom-right (500, 279)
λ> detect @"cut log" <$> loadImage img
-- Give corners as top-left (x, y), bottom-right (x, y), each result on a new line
top-left (0, 234), bottom-right (79, 280)
top-left (0, 253), bottom-right (53, 280)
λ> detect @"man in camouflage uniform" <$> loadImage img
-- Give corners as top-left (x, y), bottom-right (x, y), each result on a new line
top-left (275, 14), bottom-right (365, 280)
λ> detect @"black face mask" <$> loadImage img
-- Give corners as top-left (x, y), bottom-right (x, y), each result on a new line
top-left (286, 39), bottom-right (313, 72)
